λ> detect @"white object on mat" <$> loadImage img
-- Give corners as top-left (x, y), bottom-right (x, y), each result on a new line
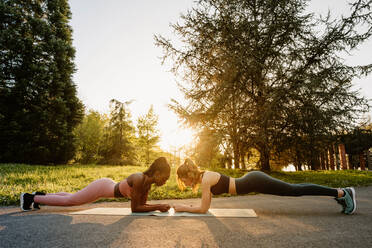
top-left (70, 207), bottom-right (257, 217)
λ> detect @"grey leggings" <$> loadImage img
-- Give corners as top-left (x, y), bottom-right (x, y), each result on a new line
top-left (235, 171), bottom-right (338, 197)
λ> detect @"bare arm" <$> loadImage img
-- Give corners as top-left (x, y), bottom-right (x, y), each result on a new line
top-left (140, 189), bottom-right (148, 205)
top-left (173, 178), bottom-right (212, 214)
top-left (129, 173), bottom-right (170, 212)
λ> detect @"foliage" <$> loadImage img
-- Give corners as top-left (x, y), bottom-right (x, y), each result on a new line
top-left (71, 101), bottom-right (175, 166)
top-left (74, 110), bottom-right (107, 164)
top-left (136, 105), bottom-right (161, 165)
top-left (155, 0), bottom-right (372, 171)
top-left (1, 163), bottom-right (372, 206)
top-left (191, 127), bottom-right (225, 168)
top-left (342, 127), bottom-right (372, 155)
top-left (0, 0), bottom-right (84, 164)
top-left (98, 99), bottom-right (136, 165)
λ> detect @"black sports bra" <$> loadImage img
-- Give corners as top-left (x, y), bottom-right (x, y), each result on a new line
top-left (210, 173), bottom-right (230, 195)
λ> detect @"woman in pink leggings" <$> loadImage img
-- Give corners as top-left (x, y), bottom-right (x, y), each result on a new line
top-left (20, 157), bottom-right (171, 212)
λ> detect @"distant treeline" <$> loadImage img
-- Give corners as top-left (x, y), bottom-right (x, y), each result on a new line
top-left (73, 100), bottom-right (166, 166)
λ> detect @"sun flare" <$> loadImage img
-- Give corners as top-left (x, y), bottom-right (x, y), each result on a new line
top-left (159, 126), bottom-right (196, 152)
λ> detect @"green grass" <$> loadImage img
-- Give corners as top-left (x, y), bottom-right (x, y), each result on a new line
top-left (1, 163), bottom-right (372, 206)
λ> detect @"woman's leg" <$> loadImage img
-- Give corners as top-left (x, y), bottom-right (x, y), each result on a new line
top-left (34, 178), bottom-right (116, 206)
top-left (235, 171), bottom-right (338, 197)
top-left (46, 192), bottom-right (72, 196)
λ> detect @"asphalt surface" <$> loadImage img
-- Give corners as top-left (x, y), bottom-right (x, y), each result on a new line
top-left (1, 186), bottom-right (372, 248)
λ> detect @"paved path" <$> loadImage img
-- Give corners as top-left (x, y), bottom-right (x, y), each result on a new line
top-left (1, 186), bottom-right (372, 248)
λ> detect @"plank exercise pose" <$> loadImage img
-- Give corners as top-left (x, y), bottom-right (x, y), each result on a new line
top-left (20, 157), bottom-right (171, 213)
top-left (173, 159), bottom-right (356, 214)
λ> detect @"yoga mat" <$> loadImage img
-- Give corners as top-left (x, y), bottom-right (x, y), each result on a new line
top-left (70, 208), bottom-right (257, 218)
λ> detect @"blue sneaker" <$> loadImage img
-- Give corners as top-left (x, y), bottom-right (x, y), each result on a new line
top-left (334, 197), bottom-right (346, 213)
top-left (343, 187), bottom-right (356, 214)
top-left (335, 187), bottom-right (356, 214)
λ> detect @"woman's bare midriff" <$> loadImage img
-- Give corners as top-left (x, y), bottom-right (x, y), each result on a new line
top-left (119, 179), bottom-right (132, 198)
top-left (229, 177), bottom-right (237, 195)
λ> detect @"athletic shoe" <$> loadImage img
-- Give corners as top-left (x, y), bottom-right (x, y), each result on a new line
top-left (334, 197), bottom-right (347, 213)
top-left (343, 187), bottom-right (356, 214)
top-left (32, 191), bottom-right (46, 210)
top-left (20, 193), bottom-right (34, 211)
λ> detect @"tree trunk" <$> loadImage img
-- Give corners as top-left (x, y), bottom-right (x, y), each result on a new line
top-left (320, 152), bottom-right (326, 170)
top-left (338, 143), bottom-right (347, 170)
top-left (226, 156), bottom-right (232, 169)
top-left (309, 150), bottom-right (317, 170)
top-left (234, 153), bottom-right (240, 169)
top-left (295, 149), bottom-right (302, 171)
top-left (259, 145), bottom-right (271, 171)
top-left (294, 160), bottom-right (302, 171)
top-left (328, 146), bottom-right (335, 170)
top-left (240, 153), bottom-right (246, 170)
top-left (348, 154), bottom-right (354, 170)
top-left (359, 152), bottom-right (366, 170)
top-left (315, 155), bottom-right (321, 170)
top-left (324, 150), bottom-right (329, 170)
top-left (233, 141), bottom-right (240, 169)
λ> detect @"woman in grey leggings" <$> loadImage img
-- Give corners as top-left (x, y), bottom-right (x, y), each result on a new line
top-left (173, 159), bottom-right (356, 215)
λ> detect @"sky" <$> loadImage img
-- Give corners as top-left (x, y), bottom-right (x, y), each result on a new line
top-left (68, 0), bottom-right (372, 152)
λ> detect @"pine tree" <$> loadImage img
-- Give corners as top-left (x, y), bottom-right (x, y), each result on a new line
top-left (74, 110), bottom-right (107, 164)
top-left (137, 105), bottom-right (160, 165)
top-left (99, 99), bottom-right (136, 165)
top-left (0, 0), bottom-right (84, 164)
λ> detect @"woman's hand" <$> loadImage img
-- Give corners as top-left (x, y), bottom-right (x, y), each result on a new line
top-left (158, 204), bottom-right (171, 212)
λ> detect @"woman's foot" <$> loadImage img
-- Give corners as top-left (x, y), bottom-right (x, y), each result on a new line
top-left (20, 193), bottom-right (34, 211)
top-left (335, 187), bottom-right (356, 214)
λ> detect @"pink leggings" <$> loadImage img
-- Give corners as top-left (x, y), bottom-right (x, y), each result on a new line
top-left (34, 178), bottom-right (116, 206)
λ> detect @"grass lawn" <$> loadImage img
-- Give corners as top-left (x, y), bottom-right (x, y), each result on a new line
top-left (1, 163), bottom-right (372, 206)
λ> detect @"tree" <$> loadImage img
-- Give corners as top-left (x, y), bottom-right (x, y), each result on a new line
top-left (99, 99), bottom-right (136, 165)
top-left (0, 0), bottom-right (83, 164)
top-left (136, 105), bottom-right (160, 165)
top-left (74, 110), bottom-right (107, 164)
top-left (155, 0), bottom-right (372, 171)
top-left (194, 127), bottom-right (222, 168)
top-left (342, 127), bottom-right (372, 156)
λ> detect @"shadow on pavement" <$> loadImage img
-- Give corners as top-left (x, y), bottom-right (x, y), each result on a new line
top-left (0, 211), bottom-right (135, 247)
